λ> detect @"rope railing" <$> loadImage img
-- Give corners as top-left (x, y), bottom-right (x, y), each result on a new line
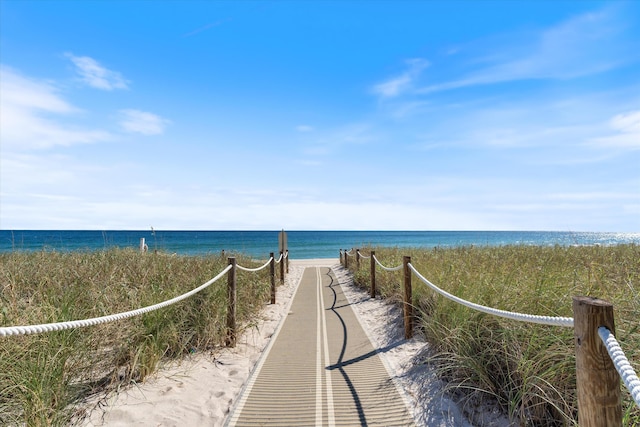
top-left (0, 264), bottom-right (233, 337)
top-left (341, 248), bottom-right (640, 419)
top-left (599, 326), bottom-right (640, 407)
top-left (408, 263), bottom-right (574, 328)
top-left (237, 257), bottom-right (274, 272)
top-left (356, 250), bottom-right (370, 260)
top-left (372, 254), bottom-right (403, 272)
top-left (1, 247), bottom-right (287, 346)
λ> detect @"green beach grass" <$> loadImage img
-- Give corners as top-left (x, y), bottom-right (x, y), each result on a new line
top-left (0, 249), bottom-right (273, 426)
top-left (348, 244), bottom-right (639, 426)
top-left (2, 245), bottom-right (638, 426)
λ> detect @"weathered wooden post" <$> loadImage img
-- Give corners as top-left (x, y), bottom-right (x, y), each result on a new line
top-left (345, 249), bottom-right (349, 269)
top-left (139, 238), bottom-right (148, 253)
top-left (278, 229), bottom-right (288, 276)
top-left (403, 256), bottom-right (413, 339)
top-left (572, 296), bottom-right (621, 426)
top-left (370, 250), bottom-right (376, 298)
top-left (339, 249), bottom-right (343, 266)
top-left (356, 248), bottom-right (360, 270)
top-left (270, 252), bottom-right (276, 304)
top-left (280, 251), bottom-right (285, 285)
top-left (226, 257), bottom-right (237, 347)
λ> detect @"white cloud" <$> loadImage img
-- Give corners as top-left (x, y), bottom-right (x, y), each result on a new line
top-left (65, 53), bottom-right (129, 90)
top-left (372, 58), bottom-right (429, 98)
top-left (0, 65), bottom-right (75, 113)
top-left (118, 109), bottom-right (170, 135)
top-left (296, 125), bottom-right (314, 132)
top-left (611, 110), bottom-right (640, 133)
top-left (374, 74), bottom-right (412, 98)
top-left (399, 86), bottom-right (639, 159)
top-left (588, 110), bottom-right (640, 149)
top-left (0, 66), bottom-right (111, 150)
top-left (418, 7), bottom-right (636, 94)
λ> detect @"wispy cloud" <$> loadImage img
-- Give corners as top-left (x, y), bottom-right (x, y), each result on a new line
top-left (298, 122), bottom-right (375, 161)
top-left (372, 58), bottom-right (429, 98)
top-left (418, 7), bottom-right (637, 94)
top-left (334, 123), bottom-right (374, 144)
top-left (0, 66), bottom-right (111, 150)
top-left (182, 18), bottom-right (231, 37)
top-left (588, 110), bottom-right (640, 149)
top-left (397, 86), bottom-right (639, 172)
top-left (0, 65), bottom-right (75, 113)
top-left (611, 110), bottom-right (640, 133)
top-left (65, 53), bottom-right (129, 90)
top-left (296, 125), bottom-right (314, 132)
top-left (118, 109), bottom-right (170, 135)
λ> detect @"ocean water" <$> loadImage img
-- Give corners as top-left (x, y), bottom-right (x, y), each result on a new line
top-left (1, 230), bottom-right (638, 259)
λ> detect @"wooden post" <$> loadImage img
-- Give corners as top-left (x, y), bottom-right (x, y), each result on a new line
top-left (356, 248), bottom-right (360, 270)
top-left (573, 296), bottom-right (621, 426)
top-left (139, 238), bottom-right (148, 253)
top-left (339, 249), bottom-right (343, 266)
top-left (280, 251), bottom-right (284, 285)
top-left (226, 257), bottom-right (237, 347)
top-left (286, 250), bottom-right (289, 274)
top-left (270, 252), bottom-right (276, 304)
top-left (370, 250), bottom-right (376, 298)
top-left (345, 249), bottom-right (349, 269)
top-left (403, 256), bottom-right (413, 339)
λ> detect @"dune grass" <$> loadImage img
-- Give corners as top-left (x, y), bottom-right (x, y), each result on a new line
top-left (0, 249), bottom-right (274, 426)
top-left (348, 244), bottom-right (639, 426)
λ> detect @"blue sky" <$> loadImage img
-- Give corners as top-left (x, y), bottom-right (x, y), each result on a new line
top-left (1, 1), bottom-right (638, 231)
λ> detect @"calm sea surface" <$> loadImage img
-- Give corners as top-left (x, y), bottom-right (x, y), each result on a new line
top-left (1, 230), bottom-right (638, 259)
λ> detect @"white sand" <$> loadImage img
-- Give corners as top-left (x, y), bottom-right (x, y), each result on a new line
top-left (79, 259), bottom-right (511, 427)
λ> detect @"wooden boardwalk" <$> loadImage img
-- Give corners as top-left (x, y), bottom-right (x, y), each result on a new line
top-left (226, 265), bottom-right (414, 427)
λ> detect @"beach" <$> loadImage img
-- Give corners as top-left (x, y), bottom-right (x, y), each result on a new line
top-left (79, 259), bottom-right (510, 426)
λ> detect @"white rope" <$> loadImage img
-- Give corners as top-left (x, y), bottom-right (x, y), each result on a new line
top-left (598, 327), bottom-right (640, 407)
top-left (275, 253), bottom-right (283, 264)
top-left (237, 257), bottom-right (273, 272)
top-left (284, 251), bottom-right (289, 259)
top-left (345, 250), bottom-right (355, 257)
top-left (356, 251), bottom-right (371, 260)
top-left (0, 264), bottom-right (233, 337)
top-left (372, 254), bottom-right (403, 272)
top-left (408, 263), bottom-right (574, 328)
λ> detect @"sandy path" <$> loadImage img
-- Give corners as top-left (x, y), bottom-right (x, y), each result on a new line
top-left (79, 259), bottom-right (510, 426)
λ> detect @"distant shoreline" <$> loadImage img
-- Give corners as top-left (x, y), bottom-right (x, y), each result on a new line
top-left (2, 230), bottom-right (638, 259)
